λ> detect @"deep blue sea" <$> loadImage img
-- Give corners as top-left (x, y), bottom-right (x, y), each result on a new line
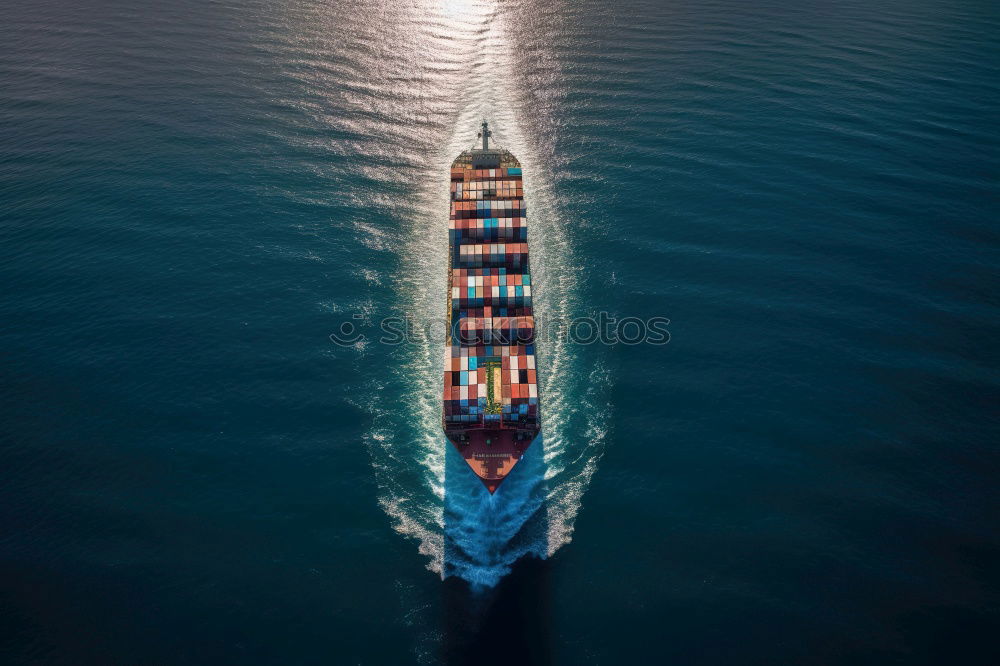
top-left (2, 0), bottom-right (998, 663)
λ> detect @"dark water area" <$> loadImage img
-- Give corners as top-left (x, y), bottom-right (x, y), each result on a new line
top-left (2, 0), bottom-right (999, 663)
top-left (442, 558), bottom-right (553, 666)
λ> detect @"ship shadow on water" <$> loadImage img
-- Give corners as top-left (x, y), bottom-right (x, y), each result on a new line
top-left (441, 434), bottom-right (552, 665)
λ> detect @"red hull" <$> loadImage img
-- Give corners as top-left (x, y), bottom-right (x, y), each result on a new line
top-left (446, 430), bottom-right (536, 493)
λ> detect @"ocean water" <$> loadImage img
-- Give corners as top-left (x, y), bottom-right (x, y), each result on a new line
top-left (1, 0), bottom-right (998, 663)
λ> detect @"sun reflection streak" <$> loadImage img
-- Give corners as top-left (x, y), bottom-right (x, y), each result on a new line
top-left (438, 0), bottom-right (490, 20)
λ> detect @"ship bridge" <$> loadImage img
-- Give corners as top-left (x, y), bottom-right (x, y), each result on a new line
top-left (453, 120), bottom-right (521, 170)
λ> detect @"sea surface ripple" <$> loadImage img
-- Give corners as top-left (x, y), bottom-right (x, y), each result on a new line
top-left (1, 0), bottom-right (998, 663)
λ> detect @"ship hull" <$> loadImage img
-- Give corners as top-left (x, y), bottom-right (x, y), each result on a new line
top-left (442, 124), bottom-right (540, 493)
top-left (446, 430), bottom-right (537, 494)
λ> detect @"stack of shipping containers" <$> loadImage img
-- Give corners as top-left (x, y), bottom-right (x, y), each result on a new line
top-left (443, 164), bottom-right (540, 430)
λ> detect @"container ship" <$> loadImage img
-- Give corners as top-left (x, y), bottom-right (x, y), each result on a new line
top-left (443, 121), bottom-right (540, 493)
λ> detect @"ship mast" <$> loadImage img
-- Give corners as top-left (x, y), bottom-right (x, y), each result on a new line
top-left (478, 120), bottom-right (491, 150)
